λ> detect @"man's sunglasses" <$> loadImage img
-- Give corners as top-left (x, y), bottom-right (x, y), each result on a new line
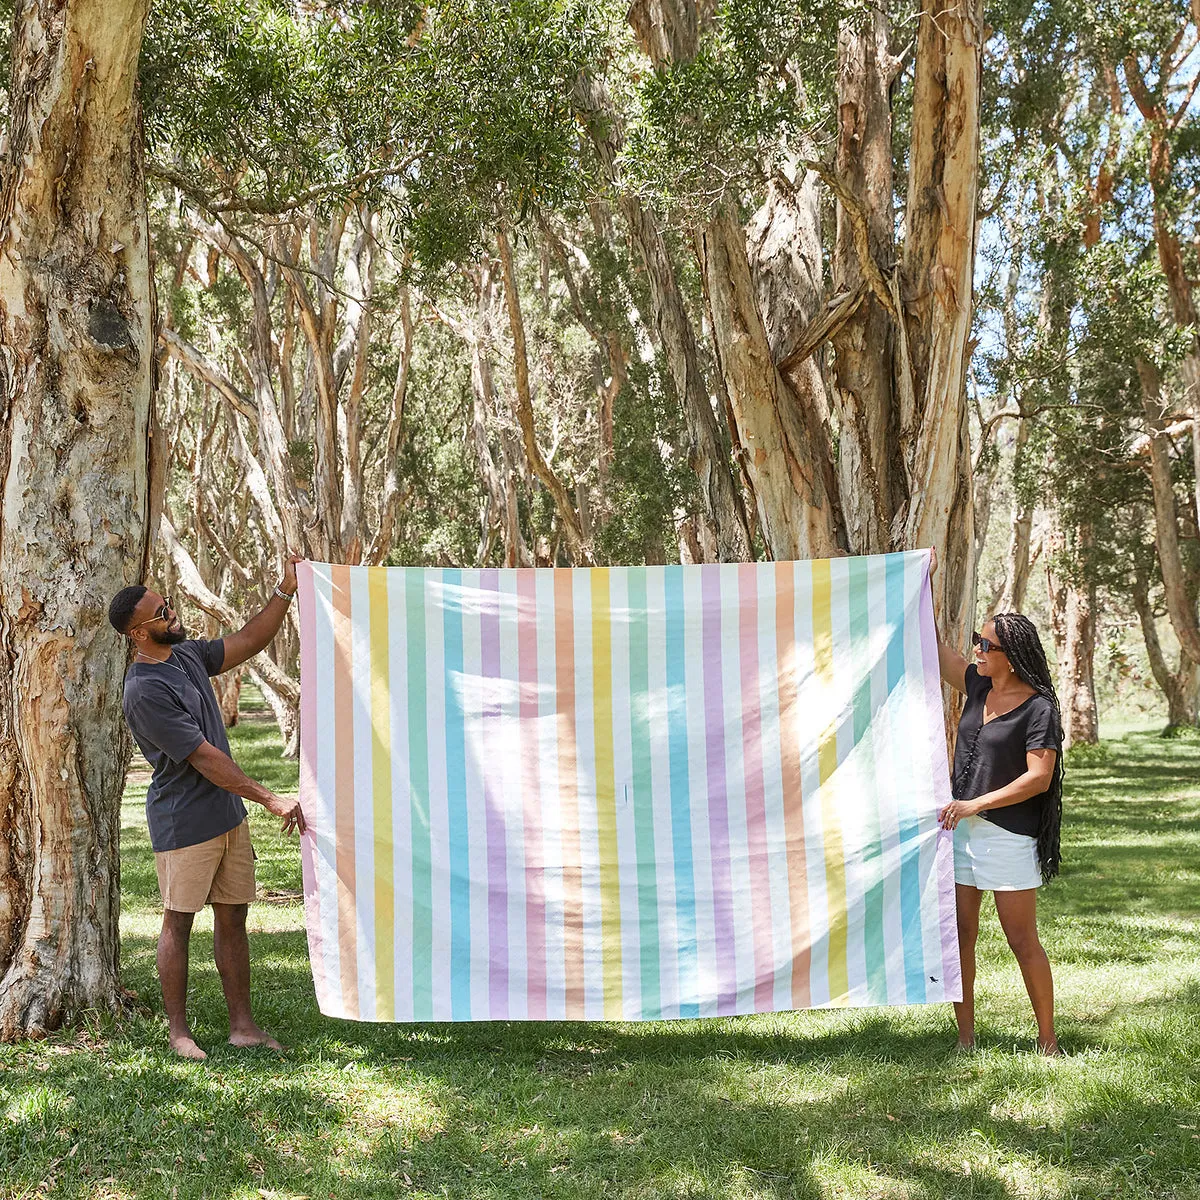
top-left (128, 596), bottom-right (175, 632)
top-left (971, 630), bottom-right (1005, 653)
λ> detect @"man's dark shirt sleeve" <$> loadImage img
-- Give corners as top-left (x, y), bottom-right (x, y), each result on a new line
top-left (200, 637), bottom-right (226, 676)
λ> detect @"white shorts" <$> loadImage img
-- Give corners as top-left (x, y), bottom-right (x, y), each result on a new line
top-left (953, 815), bottom-right (1042, 891)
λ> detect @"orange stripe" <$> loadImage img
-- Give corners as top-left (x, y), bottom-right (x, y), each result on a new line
top-left (554, 569), bottom-right (584, 1018)
top-left (775, 561), bottom-right (810, 1008)
top-left (331, 565), bottom-right (360, 1019)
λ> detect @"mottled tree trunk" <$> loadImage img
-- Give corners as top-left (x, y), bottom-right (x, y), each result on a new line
top-left (1046, 529), bottom-right (1099, 748)
top-left (0, 0), bottom-right (153, 1038)
top-left (899, 0), bottom-right (981, 647)
top-left (1132, 564), bottom-right (1198, 729)
top-left (999, 417), bottom-right (1034, 613)
top-left (699, 207), bottom-right (842, 559)
top-left (830, 8), bottom-right (901, 553)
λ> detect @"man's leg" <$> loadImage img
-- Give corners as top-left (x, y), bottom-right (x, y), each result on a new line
top-left (212, 902), bottom-right (283, 1050)
top-left (158, 909), bottom-right (205, 1060)
top-left (993, 888), bottom-right (1058, 1054)
top-left (953, 884), bottom-right (983, 1049)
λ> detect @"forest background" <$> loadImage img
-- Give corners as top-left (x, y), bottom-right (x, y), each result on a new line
top-left (0, 0), bottom-right (1197, 1036)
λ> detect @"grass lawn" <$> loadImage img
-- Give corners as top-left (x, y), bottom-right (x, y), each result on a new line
top-left (2, 709), bottom-right (1199, 1199)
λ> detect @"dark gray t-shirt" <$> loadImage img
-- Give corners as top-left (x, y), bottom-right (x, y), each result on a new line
top-left (122, 639), bottom-right (247, 852)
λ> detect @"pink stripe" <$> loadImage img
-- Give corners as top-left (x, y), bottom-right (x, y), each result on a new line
top-left (479, 568), bottom-right (509, 1017)
top-left (917, 553), bottom-right (962, 1000)
top-left (738, 564), bottom-right (774, 1011)
top-left (701, 565), bottom-right (736, 1014)
top-left (297, 563), bottom-right (328, 1007)
top-left (517, 569), bottom-right (547, 1017)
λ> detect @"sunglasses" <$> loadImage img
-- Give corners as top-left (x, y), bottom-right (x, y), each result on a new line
top-left (971, 630), bottom-right (1005, 653)
top-left (129, 596), bottom-right (175, 632)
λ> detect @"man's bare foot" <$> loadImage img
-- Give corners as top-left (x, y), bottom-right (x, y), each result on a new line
top-left (1037, 1037), bottom-right (1061, 1056)
top-left (169, 1032), bottom-right (207, 1061)
top-left (228, 1024), bottom-right (284, 1052)
top-left (952, 1039), bottom-right (976, 1054)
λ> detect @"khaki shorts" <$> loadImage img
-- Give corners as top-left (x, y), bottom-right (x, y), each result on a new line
top-left (155, 818), bottom-right (257, 912)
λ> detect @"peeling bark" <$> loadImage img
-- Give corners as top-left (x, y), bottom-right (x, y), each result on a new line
top-left (0, 0), bottom-right (153, 1037)
top-left (1132, 562), bottom-right (1198, 728)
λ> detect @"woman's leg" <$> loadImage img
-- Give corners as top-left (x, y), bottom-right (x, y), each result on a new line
top-left (993, 888), bottom-right (1058, 1054)
top-left (954, 884), bottom-right (983, 1048)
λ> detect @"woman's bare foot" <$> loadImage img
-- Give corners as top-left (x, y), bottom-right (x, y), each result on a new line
top-left (169, 1032), bottom-right (207, 1061)
top-left (228, 1023), bottom-right (284, 1052)
top-left (1037, 1037), bottom-right (1061, 1056)
top-left (952, 1039), bottom-right (977, 1055)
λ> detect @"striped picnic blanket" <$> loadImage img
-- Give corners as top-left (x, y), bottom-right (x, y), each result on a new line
top-left (297, 552), bottom-right (960, 1022)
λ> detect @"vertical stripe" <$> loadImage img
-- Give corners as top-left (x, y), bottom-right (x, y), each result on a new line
top-left (330, 565), bottom-right (360, 1019)
top-left (850, 556), bottom-right (887, 1004)
top-left (480, 569), bottom-right (509, 1018)
top-left (405, 570), bottom-right (433, 1020)
top-left (626, 568), bottom-right (661, 1018)
top-left (369, 569), bottom-right (395, 1020)
top-left (774, 560), bottom-right (810, 1009)
top-left (701, 566), bottom-right (736, 1014)
top-left (589, 569), bottom-right (623, 1016)
top-left (297, 563), bottom-right (330, 1009)
top-left (917, 551), bottom-right (962, 1000)
top-left (811, 558), bottom-right (850, 1003)
top-left (554, 569), bottom-right (585, 1018)
top-left (517, 569), bottom-right (546, 1018)
top-left (738, 563), bottom-right (774, 1011)
top-left (441, 569), bottom-right (471, 1019)
top-left (889, 551), bottom-right (927, 1003)
top-left (664, 567), bottom-right (699, 1018)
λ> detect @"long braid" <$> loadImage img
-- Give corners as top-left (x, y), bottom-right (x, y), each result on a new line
top-left (992, 612), bottom-right (1065, 881)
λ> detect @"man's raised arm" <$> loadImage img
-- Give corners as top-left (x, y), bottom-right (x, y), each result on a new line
top-left (220, 553), bottom-right (303, 672)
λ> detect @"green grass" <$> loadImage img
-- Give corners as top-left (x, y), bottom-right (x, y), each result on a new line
top-left (2, 722), bottom-right (1199, 1199)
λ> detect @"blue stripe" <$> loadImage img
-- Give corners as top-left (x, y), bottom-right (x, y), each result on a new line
top-left (441, 568), bottom-right (471, 1019)
top-left (664, 568), bottom-right (699, 1019)
top-left (888, 553), bottom-right (926, 1004)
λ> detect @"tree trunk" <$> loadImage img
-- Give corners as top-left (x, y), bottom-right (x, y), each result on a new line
top-left (698, 207), bottom-right (842, 559)
top-left (1132, 564), bottom-right (1198, 728)
top-left (900, 0), bottom-right (981, 645)
top-left (1045, 529), bottom-right (1099, 748)
top-left (830, 8), bottom-right (902, 553)
top-left (0, 0), bottom-right (153, 1038)
top-left (999, 416), bottom-right (1034, 612)
top-left (495, 216), bottom-right (593, 565)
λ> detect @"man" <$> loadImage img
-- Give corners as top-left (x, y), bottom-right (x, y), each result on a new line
top-left (108, 556), bottom-right (307, 1060)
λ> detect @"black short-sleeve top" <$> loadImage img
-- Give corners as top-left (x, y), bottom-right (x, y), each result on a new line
top-left (122, 639), bottom-right (247, 852)
top-left (952, 664), bottom-right (1061, 838)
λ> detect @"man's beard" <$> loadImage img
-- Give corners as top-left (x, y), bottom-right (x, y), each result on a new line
top-left (149, 624), bottom-right (187, 646)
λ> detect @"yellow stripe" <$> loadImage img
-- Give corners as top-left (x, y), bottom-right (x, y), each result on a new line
top-left (591, 568), bottom-right (623, 1017)
top-left (811, 559), bottom-right (850, 1004)
top-left (369, 568), bottom-right (395, 1020)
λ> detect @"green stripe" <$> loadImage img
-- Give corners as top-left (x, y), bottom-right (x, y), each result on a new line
top-left (626, 568), bottom-right (660, 1018)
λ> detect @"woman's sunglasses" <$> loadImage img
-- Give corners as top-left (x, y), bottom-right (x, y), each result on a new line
top-left (971, 630), bottom-right (1004, 653)
top-left (128, 596), bottom-right (175, 631)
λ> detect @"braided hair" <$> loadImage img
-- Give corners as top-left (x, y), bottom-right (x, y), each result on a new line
top-left (991, 613), bottom-right (1065, 882)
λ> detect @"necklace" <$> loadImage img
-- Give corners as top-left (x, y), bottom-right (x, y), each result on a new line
top-left (136, 652), bottom-right (189, 680)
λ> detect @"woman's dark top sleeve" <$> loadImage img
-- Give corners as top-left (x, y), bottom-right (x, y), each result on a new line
top-left (953, 664), bottom-right (1060, 838)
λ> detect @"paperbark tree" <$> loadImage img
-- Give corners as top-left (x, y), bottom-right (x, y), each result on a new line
top-left (0, 0), bottom-right (153, 1037)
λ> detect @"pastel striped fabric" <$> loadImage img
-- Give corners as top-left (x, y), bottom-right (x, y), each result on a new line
top-left (297, 551), bottom-right (961, 1023)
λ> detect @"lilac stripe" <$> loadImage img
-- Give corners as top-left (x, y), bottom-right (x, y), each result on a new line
top-left (480, 568), bottom-right (509, 1016)
top-left (917, 554), bottom-right (962, 1000)
top-left (701, 565), bottom-right (736, 1014)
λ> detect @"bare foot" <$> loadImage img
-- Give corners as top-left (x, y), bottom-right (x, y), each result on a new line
top-left (952, 1039), bottom-right (976, 1055)
top-left (228, 1025), bottom-right (284, 1052)
top-left (1037, 1038), bottom-right (1061, 1057)
top-left (169, 1033), bottom-right (208, 1061)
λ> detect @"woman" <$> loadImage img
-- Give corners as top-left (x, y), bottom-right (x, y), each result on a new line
top-left (932, 558), bottom-right (1064, 1054)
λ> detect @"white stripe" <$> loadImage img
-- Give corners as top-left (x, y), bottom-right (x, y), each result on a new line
top-left (350, 568), bottom-right (376, 1019)
top-left (536, 569), bottom-right (565, 1019)
top-left (312, 564), bottom-right (343, 1014)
